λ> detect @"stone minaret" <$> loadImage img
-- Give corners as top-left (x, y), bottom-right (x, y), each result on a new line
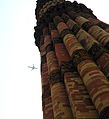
top-left (34, 0), bottom-right (109, 118)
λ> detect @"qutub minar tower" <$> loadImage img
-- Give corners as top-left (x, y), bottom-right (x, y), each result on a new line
top-left (34, 0), bottom-right (109, 118)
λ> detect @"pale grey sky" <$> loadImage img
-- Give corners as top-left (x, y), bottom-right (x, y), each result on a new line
top-left (0, 0), bottom-right (109, 119)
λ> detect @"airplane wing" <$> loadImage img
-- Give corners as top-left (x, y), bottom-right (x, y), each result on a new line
top-left (28, 66), bottom-right (32, 68)
top-left (28, 65), bottom-right (37, 70)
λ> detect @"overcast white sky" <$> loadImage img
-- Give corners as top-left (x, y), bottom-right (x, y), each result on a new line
top-left (0, 0), bottom-right (109, 119)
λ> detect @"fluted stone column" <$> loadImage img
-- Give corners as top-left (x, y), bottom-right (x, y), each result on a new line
top-left (43, 27), bottom-right (74, 119)
top-left (49, 23), bottom-right (99, 118)
top-left (34, 0), bottom-right (109, 118)
top-left (40, 36), bottom-right (54, 119)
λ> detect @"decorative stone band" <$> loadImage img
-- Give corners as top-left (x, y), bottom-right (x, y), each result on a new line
top-left (57, 22), bottom-right (69, 34)
top-left (49, 23), bottom-right (75, 74)
top-left (76, 29), bottom-right (102, 52)
top-left (53, 16), bottom-right (91, 67)
top-left (63, 33), bottom-right (85, 58)
top-left (49, 24), bottom-right (63, 44)
top-left (46, 51), bottom-right (60, 74)
top-left (53, 15), bottom-right (109, 118)
top-left (66, 10), bottom-right (79, 20)
top-left (60, 61), bottom-right (75, 75)
top-left (62, 14), bottom-right (109, 79)
top-left (38, 0), bottom-right (64, 19)
top-left (39, 1), bottom-right (56, 18)
top-left (74, 16), bottom-right (109, 50)
top-left (66, 11), bottom-right (94, 28)
top-left (51, 38), bottom-right (72, 65)
top-left (43, 28), bottom-right (62, 85)
top-left (49, 70), bottom-right (63, 86)
top-left (88, 17), bottom-right (109, 33)
top-left (62, 13), bottom-right (81, 35)
top-left (64, 72), bottom-right (99, 119)
top-left (60, 29), bottom-right (73, 39)
top-left (77, 60), bottom-right (109, 118)
top-left (40, 44), bottom-right (46, 57)
top-left (44, 35), bottom-right (52, 48)
top-left (75, 16), bottom-right (90, 27)
top-left (88, 25), bottom-right (109, 50)
top-left (49, 22), bottom-right (99, 118)
top-left (62, 14), bottom-right (101, 52)
top-left (76, 29), bottom-right (109, 79)
top-left (66, 8), bottom-right (97, 19)
top-left (46, 44), bottom-right (54, 53)
top-left (71, 49), bottom-right (91, 68)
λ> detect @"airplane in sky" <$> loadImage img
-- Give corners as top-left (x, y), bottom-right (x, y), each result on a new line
top-left (28, 64), bottom-right (37, 71)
